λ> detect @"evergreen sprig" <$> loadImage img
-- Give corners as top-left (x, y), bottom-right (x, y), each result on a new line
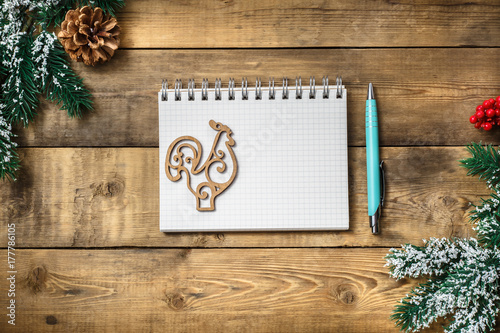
top-left (0, 0), bottom-right (124, 181)
top-left (461, 143), bottom-right (500, 248)
top-left (391, 277), bottom-right (445, 332)
top-left (0, 112), bottom-right (19, 181)
top-left (387, 143), bottom-right (500, 333)
top-left (1, 32), bottom-right (39, 127)
top-left (34, 0), bottom-right (125, 27)
top-left (33, 31), bottom-right (93, 118)
top-left (33, 0), bottom-right (74, 28)
top-left (467, 192), bottom-right (500, 248)
top-left (81, 0), bottom-right (125, 17)
top-left (387, 238), bottom-right (500, 333)
top-left (461, 142), bottom-right (500, 190)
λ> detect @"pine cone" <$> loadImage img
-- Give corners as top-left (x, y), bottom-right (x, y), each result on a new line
top-left (57, 6), bottom-right (121, 66)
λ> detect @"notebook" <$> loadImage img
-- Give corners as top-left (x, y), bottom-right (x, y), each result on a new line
top-left (159, 77), bottom-right (348, 232)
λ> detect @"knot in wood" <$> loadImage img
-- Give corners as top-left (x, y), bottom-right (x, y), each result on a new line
top-left (91, 178), bottom-right (125, 198)
top-left (334, 284), bottom-right (358, 305)
top-left (167, 292), bottom-right (186, 310)
top-left (26, 266), bottom-right (48, 294)
top-left (441, 195), bottom-right (457, 207)
top-left (46, 315), bottom-right (58, 325)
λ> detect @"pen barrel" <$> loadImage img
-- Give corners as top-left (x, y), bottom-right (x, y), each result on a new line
top-left (366, 99), bottom-right (381, 216)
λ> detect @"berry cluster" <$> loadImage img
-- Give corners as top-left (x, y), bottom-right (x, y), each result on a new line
top-left (470, 97), bottom-right (500, 131)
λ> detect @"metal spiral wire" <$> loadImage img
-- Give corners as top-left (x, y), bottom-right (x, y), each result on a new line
top-left (161, 76), bottom-right (342, 101)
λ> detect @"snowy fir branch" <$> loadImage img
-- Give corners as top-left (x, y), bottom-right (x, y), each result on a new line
top-left (387, 238), bottom-right (500, 333)
top-left (461, 143), bottom-right (500, 190)
top-left (1, 32), bottom-right (39, 127)
top-left (33, 0), bottom-right (75, 28)
top-left (33, 31), bottom-right (93, 118)
top-left (81, 0), bottom-right (125, 17)
top-left (387, 143), bottom-right (500, 333)
top-left (468, 191), bottom-right (500, 248)
top-left (462, 144), bottom-right (500, 248)
top-left (0, 110), bottom-right (19, 181)
top-left (0, 0), bottom-right (123, 180)
top-left (386, 238), bottom-right (477, 280)
top-left (34, 0), bottom-right (125, 27)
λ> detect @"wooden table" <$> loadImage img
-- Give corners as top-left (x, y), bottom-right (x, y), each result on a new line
top-left (1, 1), bottom-right (499, 332)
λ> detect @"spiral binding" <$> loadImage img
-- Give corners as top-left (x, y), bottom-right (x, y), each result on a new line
top-left (188, 79), bottom-right (195, 101)
top-left (215, 78), bottom-right (222, 100)
top-left (282, 77), bottom-right (289, 99)
top-left (160, 76), bottom-right (343, 101)
top-left (174, 79), bottom-right (182, 101)
top-left (202, 78), bottom-right (209, 100)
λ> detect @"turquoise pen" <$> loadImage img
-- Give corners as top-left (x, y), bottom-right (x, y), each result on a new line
top-left (366, 83), bottom-right (384, 234)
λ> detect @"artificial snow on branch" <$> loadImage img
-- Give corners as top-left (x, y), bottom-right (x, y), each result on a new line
top-left (386, 143), bottom-right (500, 333)
top-left (0, 112), bottom-right (19, 181)
top-left (0, 0), bottom-right (124, 181)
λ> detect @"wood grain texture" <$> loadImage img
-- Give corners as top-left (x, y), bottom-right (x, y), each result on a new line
top-left (1, 2), bottom-right (496, 332)
top-left (0, 147), bottom-right (479, 248)
top-left (0, 248), bottom-right (421, 333)
top-left (16, 48), bottom-right (500, 148)
top-left (115, 0), bottom-right (500, 48)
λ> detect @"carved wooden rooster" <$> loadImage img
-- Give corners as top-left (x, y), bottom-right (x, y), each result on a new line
top-left (165, 120), bottom-right (237, 211)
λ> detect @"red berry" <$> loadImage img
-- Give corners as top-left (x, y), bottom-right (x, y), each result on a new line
top-left (476, 110), bottom-right (485, 118)
top-left (489, 98), bottom-right (495, 106)
top-left (496, 109), bottom-right (500, 117)
top-left (484, 122), bottom-right (493, 131)
top-left (495, 102), bottom-right (500, 109)
top-left (484, 100), bottom-right (492, 108)
top-left (486, 109), bottom-right (495, 117)
top-left (470, 115), bottom-right (478, 123)
top-left (477, 105), bottom-right (485, 112)
top-left (475, 121), bottom-right (482, 129)
top-left (496, 96), bottom-right (500, 104)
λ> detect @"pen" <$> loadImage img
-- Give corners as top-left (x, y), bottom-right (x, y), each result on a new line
top-left (366, 83), bottom-right (384, 234)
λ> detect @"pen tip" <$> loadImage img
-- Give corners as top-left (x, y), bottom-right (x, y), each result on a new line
top-left (367, 83), bottom-right (374, 100)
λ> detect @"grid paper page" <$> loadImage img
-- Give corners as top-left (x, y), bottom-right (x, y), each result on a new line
top-left (159, 86), bottom-right (348, 231)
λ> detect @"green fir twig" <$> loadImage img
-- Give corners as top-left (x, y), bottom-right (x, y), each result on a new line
top-left (2, 33), bottom-right (39, 127)
top-left (34, 0), bottom-right (125, 27)
top-left (387, 143), bottom-right (500, 333)
top-left (0, 0), bottom-right (125, 181)
top-left (0, 113), bottom-right (19, 181)
top-left (461, 143), bottom-right (500, 190)
top-left (33, 32), bottom-right (93, 118)
top-left (80, 0), bottom-right (125, 17)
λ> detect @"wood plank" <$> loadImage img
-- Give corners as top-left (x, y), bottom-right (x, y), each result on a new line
top-left (16, 48), bottom-right (500, 148)
top-left (115, 0), bottom-right (500, 48)
top-left (0, 248), bottom-right (427, 332)
top-left (0, 147), bottom-right (480, 248)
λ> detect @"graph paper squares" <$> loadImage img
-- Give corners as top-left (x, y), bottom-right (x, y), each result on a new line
top-left (159, 86), bottom-right (348, 231)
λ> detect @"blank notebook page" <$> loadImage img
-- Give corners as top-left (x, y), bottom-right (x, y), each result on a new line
top-left (159, 86), bottom-right (348, 231)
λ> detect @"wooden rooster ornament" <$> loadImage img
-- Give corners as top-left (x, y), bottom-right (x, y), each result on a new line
top-left (165, 120), bottom-right (237, 211)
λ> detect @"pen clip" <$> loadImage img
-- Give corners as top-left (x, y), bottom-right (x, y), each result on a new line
top-left (380, 161), bottom-right (385, 208)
